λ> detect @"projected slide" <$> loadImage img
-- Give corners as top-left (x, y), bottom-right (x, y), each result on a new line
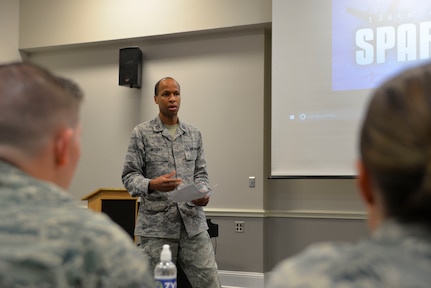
top-left (271, 0), bottom-right (431, 177)
top-left (333, 0), bottom-right (431, 91)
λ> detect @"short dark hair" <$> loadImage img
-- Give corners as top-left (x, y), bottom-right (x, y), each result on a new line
top-left (154, 77), bottom-right (180, 95)
top-left (360, 62), bottom-right (431, 225)
top-left (0, 62), bottom-right (84, 155)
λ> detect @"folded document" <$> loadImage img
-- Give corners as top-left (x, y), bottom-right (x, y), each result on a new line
top-left (168, 183), bottom-right (211, 202)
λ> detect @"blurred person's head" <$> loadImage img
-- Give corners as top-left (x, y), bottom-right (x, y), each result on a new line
top-left (358, 62), bottom-right (431, 231)
top-left (0, 62), bottom-right (84, 189)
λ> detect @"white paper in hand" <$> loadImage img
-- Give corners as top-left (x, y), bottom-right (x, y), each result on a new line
top-left (168, 183), bottom-right (211, 202)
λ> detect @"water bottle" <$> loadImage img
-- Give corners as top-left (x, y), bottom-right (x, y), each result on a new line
top-left (154, 244), bottom-right (177, 288)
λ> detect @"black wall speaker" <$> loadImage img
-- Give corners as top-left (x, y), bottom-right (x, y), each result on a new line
top-left (119, 47), bottom-right (142, 88)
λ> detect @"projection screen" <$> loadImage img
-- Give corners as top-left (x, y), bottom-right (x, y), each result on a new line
top-left (271, 0), bottom-right (431, 177)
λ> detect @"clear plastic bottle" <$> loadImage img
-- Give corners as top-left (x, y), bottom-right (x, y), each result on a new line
top-left (154, 244), bottom-right (177, 288)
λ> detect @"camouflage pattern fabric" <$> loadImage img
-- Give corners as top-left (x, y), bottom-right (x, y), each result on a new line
top-left (141, 221), bottom-right (220, 288)
top-left (267, 221), bottom-right (431, 288)
top-left (0, 160), bottom-right (154, 288)
top-left (122, 116), bottom-right (210, 239)
top-left (122, 115), bottom-right (220, 287)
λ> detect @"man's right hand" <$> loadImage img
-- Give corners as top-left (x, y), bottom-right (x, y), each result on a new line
top-left (149, 171), bottom-right (183, 192)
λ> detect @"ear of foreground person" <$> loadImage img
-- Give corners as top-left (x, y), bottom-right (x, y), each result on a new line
top-left (266, 62), bottom-right (431, 288)
top-left (0, 62), bottom-right (155, 287)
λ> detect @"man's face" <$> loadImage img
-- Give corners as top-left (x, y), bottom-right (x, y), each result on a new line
top-left (154, 78), bottom-right (181, 119)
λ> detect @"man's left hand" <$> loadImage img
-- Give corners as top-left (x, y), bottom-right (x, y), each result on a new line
top-left (191, 195), bottom-right (210, 206)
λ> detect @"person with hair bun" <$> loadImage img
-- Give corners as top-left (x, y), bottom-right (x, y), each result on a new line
top-left (267, 62), bottom-right (431, 288)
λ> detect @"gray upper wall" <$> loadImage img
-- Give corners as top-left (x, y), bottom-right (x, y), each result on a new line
top-left (19, 0), bottom-right (271, 50)
top-left (0, 1), bottom-right (20, 62)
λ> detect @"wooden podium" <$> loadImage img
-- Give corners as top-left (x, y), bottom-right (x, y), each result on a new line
top-left (81, 188), bottom-right (138, 240)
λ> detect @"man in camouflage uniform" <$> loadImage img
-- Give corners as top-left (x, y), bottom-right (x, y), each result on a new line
top-left (267, 63), bottom-right (431, 287)
top-left (122, 77), bottom-right (220, 287)
top-left (0, 62), bottom-right (154, 287)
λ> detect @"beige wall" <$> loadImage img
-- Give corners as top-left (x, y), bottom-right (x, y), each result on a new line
top-left (27, 30), bottom-right (267, 213)
top-left (0, 0), bottom-right (20, 62)
top-left (19, 0), bottom-right (270, 50)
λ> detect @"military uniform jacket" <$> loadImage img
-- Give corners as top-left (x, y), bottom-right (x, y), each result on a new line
top-left (0, 160), bottom-right (154, 288)
top-left (267, 220), bottom-right (431, 288)
top-left (122, 116), bottom-right (210, 239)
